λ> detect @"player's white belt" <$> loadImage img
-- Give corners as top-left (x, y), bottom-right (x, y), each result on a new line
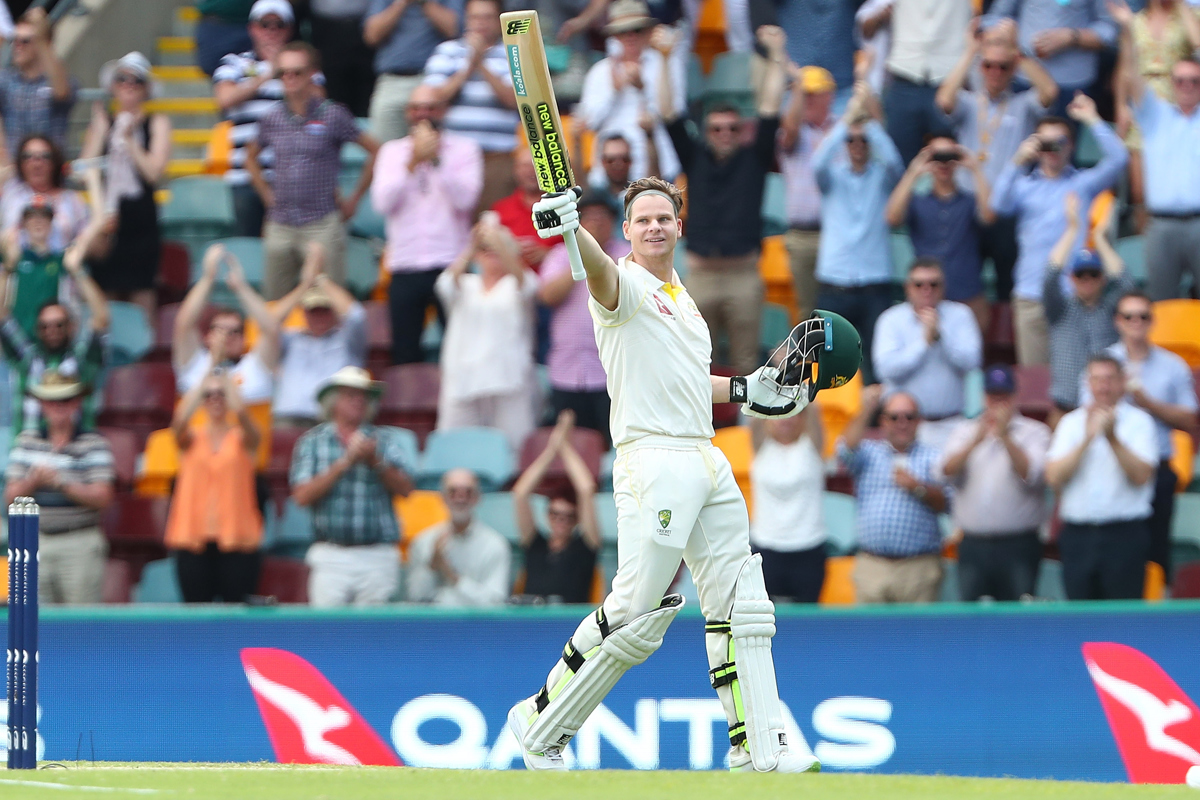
top-left (615, 435), bottom-right (713, 456)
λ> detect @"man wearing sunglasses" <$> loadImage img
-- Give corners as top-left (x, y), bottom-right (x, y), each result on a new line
top-left (0, 7), bottom-right (77, 157)
top-left (1112, 3), bottom-right (1200, 301)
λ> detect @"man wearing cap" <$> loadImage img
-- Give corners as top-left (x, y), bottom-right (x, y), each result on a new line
top-left (0, 219), bottom-right (109, 434)
top-left (665, 24), bottom-right (789, 376)
top-left (779, 65), bottom-right (837, 322)
top-left (213, 0), bottom-right (326, 238)
top-left (291, 366), bottom-right (415, 607)
top-left (5, 370), bottom-right (115, 604)
top-left (941, 365), bottom-right (1051, 601)
top-left (271, 243), bottom-right (368, 428)
top-left (0, 7), bottom-right (77, 156)
top-left (578, 1), bottom-right (683, 188)
top-left (1044, 193), bottom-right (1131, 421)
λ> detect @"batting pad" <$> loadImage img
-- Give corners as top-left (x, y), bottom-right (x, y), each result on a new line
top-left (731, 554), bottom-right (788, 772)
top-left (525, 595), bottom-right (684, 753)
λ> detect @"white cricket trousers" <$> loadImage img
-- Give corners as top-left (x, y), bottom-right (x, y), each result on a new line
top-left (537, 436), bottom-right (752, 721)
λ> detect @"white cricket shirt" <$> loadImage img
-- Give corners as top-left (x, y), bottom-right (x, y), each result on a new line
top-left (590, 256), bottom-right (715, 447)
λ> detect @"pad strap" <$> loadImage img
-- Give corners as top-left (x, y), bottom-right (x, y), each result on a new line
top-left (710, 662), bottom-right (738, 689)
top-left (729, 722), bottom-right (747, 746)
top-left (596, 608), bottom-right (611, 639)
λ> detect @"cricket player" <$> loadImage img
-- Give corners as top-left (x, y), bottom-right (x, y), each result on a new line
top-left (506, 176), bottom-right (862, 772)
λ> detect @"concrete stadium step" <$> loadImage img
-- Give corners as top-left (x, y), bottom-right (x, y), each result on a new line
top-left (147, 97), bottom-right (219, 129)
top-left (171, 128), bottom-right (211, 160)
top-left (152, 65), bottom-right (210, 97)
top-left (157, 36), bottom-right (196, 67)
top-left (166, 159), bottom-right (207, 179)
top-left (173, 6), bottom-right (199, 38)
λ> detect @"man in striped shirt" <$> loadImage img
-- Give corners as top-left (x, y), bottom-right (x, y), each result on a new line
top-left (422, 0), bottom-right (520, 212)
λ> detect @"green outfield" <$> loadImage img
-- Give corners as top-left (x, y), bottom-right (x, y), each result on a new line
top-left (0, 766), bottom-right (1194, 800)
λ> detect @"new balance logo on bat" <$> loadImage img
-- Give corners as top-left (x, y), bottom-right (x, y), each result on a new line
top-left (506, 18), bottom-right (532, 34)
top-left (1082, 642), bottom-right (1200, 784)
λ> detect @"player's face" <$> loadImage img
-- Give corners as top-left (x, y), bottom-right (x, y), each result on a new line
top-left (623, 194), bottom-right (680, 260)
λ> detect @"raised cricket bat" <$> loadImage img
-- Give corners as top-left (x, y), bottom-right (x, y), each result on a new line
top-left (501, 10), bottom-right (586, 281)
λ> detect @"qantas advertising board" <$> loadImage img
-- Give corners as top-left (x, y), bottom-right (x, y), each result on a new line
top-left (3, 604), bottom-right (1200, 782)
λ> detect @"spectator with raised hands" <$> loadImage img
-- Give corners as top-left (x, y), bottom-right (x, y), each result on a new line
top-left (513, 410), bottom-right (601, 604)
top-left (173, 243), bottom-right (280, 404)
top-left (1, 135), bottom-right (89, 252)
top-left (0, 7), bottom-right (77, 157)
top-left (164, 362), bottom-right (264, 604)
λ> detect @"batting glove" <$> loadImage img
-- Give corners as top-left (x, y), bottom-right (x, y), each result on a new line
top-left (730, 366), bottom-right (809, 419)
top-left (532, 187), bottom-right (581, 240)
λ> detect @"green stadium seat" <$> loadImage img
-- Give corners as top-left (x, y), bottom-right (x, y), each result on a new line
top-left (891, 231), bottom-right (915, 282)
top-left (417, 427), bottom-right (515, 492)
top-left (1171, 494), bottom-right (1200, 548)
top-left (345, 236), bottom-right (381, 299)
top-left (760, 172), bottom-right (787, 237)
top-left (706, 51), bottom-right (753, 114)
top-left (822, 491), bottom-right (857, 555)
top-left (134, 558), bottom-right (182, 603)
top-left (160, 177), bottom-right (236, 265)
top-left (760, 302), bottom-right (791, 355)
top-left (1115, 235), bottom-right (1146, 285)
top-left (339, 174), bottom-right (386, 240)
top-left (106, 302), bottom-right (153, 366)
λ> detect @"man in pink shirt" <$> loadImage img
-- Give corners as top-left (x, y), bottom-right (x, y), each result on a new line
top-left (537, 191), bottom-right (629, 447)
top-left (371, 84), bottom-right (483, 364)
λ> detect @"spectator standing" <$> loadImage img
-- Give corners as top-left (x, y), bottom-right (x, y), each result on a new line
top-left (1047, 354), bottom-right (1157, 600)
top-left (855, 0), bottom-right (895, 97)
top-left (778, 65), bottom-right (837, 321)
top-left (291, 367), bottom-right (415, 607)
top-left (213, 0), bottom-right (320, 238)
top-left (873, 258), bottom-right (983, 451)
top-left (363, 0), bottom-right (461, 142)
top-left (666, 25), bottom-right (788, 376)
top-left (493, 151), bottom-right (556, 273)
top-left (310, 0), bottom-right (376, 117)
top-left (371, 84), bottom-right (482, 364)
top-left (435, 221), bottom-right (538, 450)
top-left (4, 371), bottom-right (114, 604)
top-left (165, 365), bottom-right (264, 603)
top-left (0, 231), bottom-right (109, 434)
top-left (1, 135), bottom-right (89, 251)
top-left (195, 0), bottom-right (255, 77)
top-left (990, 94), bottom-right (1127, 366)
top-left (936, 19), bottom-right (1058, 303)
top-left (81, 52), bottom-right (172, 319)
top-left (940, 365), bottom-right (1050, 601)
top-left (271, 244), bottom-right (368, 428)
top-left (578, 3), bottom-right (683, 187)
top-left (880, 0), bottom-right (970, 164)
top-left (987, 0), bottom-right (1118, 113)
top-left (539, 192), bottom-right (627, 445)
top-left (589, 134), bottom-right (636, 218)
top-left (1093, 292), bottom-right (1198, 583)
top-left (0, 7), bottom-right (77, 157)
top-left (173, 244), bottom-right (280, 403)
top-left (513, 410), bottom-right (601, 604)
top-left (1044, 193), bottom-right (1130, 417)
top-left (839, 386), bottom-right (950, 604)
top-left (423, 0), bottom-right (521, 212)
top-left (407, 467), bottom-right (511, 605)
top-left (886, 136), bottom-right (996, 331)
top-left (1112, 3), bottom-right (1200, 300)
top-left (749, 405), bottom-right (827, 603)
top-left (246, 41), bottom-right (380, 300)
top-left (812, 82), bottom-right (904, 385)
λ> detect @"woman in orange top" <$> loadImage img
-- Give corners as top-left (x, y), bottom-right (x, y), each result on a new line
top-left (164, 355), bottom-right (264, 603)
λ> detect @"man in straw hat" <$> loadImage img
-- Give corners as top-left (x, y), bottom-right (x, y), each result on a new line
top-left (4, 370), bottom-right (114, 604)
top-left (290, 366), bottom-right (415, 607)
top-left (508, 174), bottom-right (861, 772)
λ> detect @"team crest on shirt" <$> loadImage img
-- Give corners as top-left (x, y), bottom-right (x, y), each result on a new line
top-left (658, 509), bottom-right (672, 529)
top-left (653, 294), bottom-right (674, 317)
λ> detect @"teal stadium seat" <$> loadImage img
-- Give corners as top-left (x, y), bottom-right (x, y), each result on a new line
top-left (599, 450), bottom-right (615, 492)
top-left (134, 558), bottom-right (183, 603)
top-left (387, 426), bottom-right (420, 476)
top-left (964, 368), bottom-right (984, 418)
top-left (760, 173), bottom-right (787, 237)
top-left (594, 491), bottom-right (619, 543)
top-left (1171, 494), bottom-right (1200, 550)
top-left (890, 231), bottom-right (915, 282)
top-left (264, 500), bottom-right (314, 559)
top-left (475, 491), bottom-right (521, 544)
top-left (687, 53), bottom-right (706, 106)
top-left (822, 491), bottom-right (857, 555)
top-left (345, 236), bottom-right (381, 299)
top-left (1115, 235), bottom-right (1146, 285)
top-left (107, 302), bottom-right (154, 366)
top-left (705, 51), bottom-right (753, 115)
top-left (1075, 126), bottom-right (1101, 168)
top-left (1035, 559), bottom-right (1068, 600)
top-left (760, 302), bottom-right (792, 355)
top-left (160, 177), bottom-right (236, 265)
top-left (339, 173), bottom-right (387, 240)
top-left (417, 427), bottom-right (515, 492)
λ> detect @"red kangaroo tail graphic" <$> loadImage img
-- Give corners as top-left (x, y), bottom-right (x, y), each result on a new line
top-left (240, 647), bottom-right (402, 766)
top-left (1082, 642), bottom-right (1200, 784)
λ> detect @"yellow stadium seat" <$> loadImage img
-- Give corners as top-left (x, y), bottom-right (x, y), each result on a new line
top-left (816, 373), bottom-right (862, 458)
top-left (819, 556), bottom-right (856, 605)
top-left (712, 425), bottom-right (753, 516)
top-left (0, 559), bottom-right (8, 601)
top-left (1149, 299), bottom-right (1200, 368)
top-left (394, 490), bottom-right (450, 559)
top-left (1145, 561), bottom-right (1165, 601)
top-left (759, 236), bottom-right (798, 322)
top-left (695, 0), bottom-right (728, 72)
top-left (373, 249), bottom-right (390, 302)
top-left (1172, 430), bottom-right (1195, 491)
top-left (578, 126), bottom-right (596, 174)
top-left (205, 120), bottom-right (233, 175)
top-left (1085, 190), bottom-right (1115, 250)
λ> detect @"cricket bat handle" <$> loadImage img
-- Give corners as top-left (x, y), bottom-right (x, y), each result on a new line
top-left (564, 229), bottom-right (586, 281)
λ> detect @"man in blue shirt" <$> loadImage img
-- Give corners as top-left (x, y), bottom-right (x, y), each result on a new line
top-left (812, 81), bottom-right (904, 385)
top-left (1111, 4), bottom-right (1200, 300)
top-left (990, 92), bottom-right (1127, 366)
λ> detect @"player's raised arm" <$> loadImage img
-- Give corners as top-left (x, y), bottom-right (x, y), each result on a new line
top-left (531, 189), bottom-right (620, 309)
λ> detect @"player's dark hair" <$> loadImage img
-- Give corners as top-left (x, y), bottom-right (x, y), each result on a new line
top-left (1036, 115), bottom-right (1074, 144)
top-left (280, 41), bottom-right (321, 72)
top-left (623, 176), bottom-right (683, 218)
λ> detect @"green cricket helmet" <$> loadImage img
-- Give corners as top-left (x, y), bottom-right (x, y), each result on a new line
top-left (763, 310), bottom-right (862, 402)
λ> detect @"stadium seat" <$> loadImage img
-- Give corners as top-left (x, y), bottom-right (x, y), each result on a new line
top-left (365, 300), bottom-right (392, 374)
top-left (1114, 236), bottom-right (1146, 285)
top-left (0, 426), bottom-right (10, 472)
top-left (393, 489), bottom-right (449, 551)
top-left (1014, 364), bottom-right (1052, 422)
top-left (98, 363), bottom-right (177, 448)
top-left (417, 427), bottom-right (515, 492)
top-left (204, 237), bottom-right (264, 289)
top-left (710, 364), bottom-right (739, 429)
top-left (712, 425), bottom-right (753, 514)
top-left (159, 177), bottom-right (236, 263)
top-left (1145, 561), bottom-right (1165, 601)
top-left (256, 556), bottom-right (310, 603)
top-left (984, 301), bottom-right (1016, 365)
top-left (134, 558), bottom-right (182, 603)
top-left (1149, 299), bottom-right (1200, 368)
top-left (516, 426), bottom-right (606, 494)
top-left (107, 301), bottom-right (154, 366)
top-left (706, 51), bottom-right (753, 113)
top-left (594, 491), bottom-right (619, 542)
top-left (338, 173), bottom-right (387, 240)
top-left (1075, 125), bottom-right (1101, 168)
top-left (136, 428), bottom-right (179, 497)
top-left (97, 426), bottom-right (140, 489)
top-left (1036, 559), bottom-right (1068, 600)
top-left (760, 302), bottom-right (791, 356)
top-left (1172, 561), bottom-right (1200, 599)
top-left (694, 0), bottom-right (728, 71)
top-left (1172, 494), bottom-right (1200, 549)
top-left (1172, 430), bottom-right (1195, 491)
top-left (475, 491), bottom-right (520, 544)
top-left (264, 500), bottom-right (314, 559)
top-left (817, 372), bottom-right (861, 458)
top-left (818, 556), bottom-right (856, 605)
top-left (157, 241), bottom-right (190, 305)
top-left (599, 449), bottom-right (615, 491)
top-left (377, 363), bottom-right (440, 445)
top-left (265, 425), bottom-right (305, 514)
top-left (345, 237), bottom-right (382, 299)
top-left (102, 558), bottom-right (134, 604)
top-left (758, 235), bottom-right (795, 316)
top-left (388, 425), bottom-right (421, 474)
top-left (102, 494), bottom-right (170, 549)
top-left (148, 303), bottom-right (179, 362)
top-left (687, 53), bottom-right (706, 105)
top-left (890, 231), bottom-right (916, 282)
top-left (963, 368), bottom-right (984, 419)
top-left (823, 491), bottom-right (857, 556)
top-left (760, 172), bottom-right (787, 237)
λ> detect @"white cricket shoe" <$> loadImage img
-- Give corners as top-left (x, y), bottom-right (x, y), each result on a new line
top-left (507, 699), bottom-right (568, 771)
top-left (728, 745), bottom-right (821, 773)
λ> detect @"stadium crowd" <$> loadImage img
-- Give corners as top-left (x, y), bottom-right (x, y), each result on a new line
top-left (0, 0), bottom-right (1198, 609)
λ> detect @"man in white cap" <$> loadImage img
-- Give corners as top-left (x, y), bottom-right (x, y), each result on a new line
top-left (271, 242), bottom-right (368, 428)
top-left (290, 366), bottom-right (415, 607)
top-left (5, 370), bottom-right (115, 604)
top-left (0, 6), bottom-right (76, 156)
